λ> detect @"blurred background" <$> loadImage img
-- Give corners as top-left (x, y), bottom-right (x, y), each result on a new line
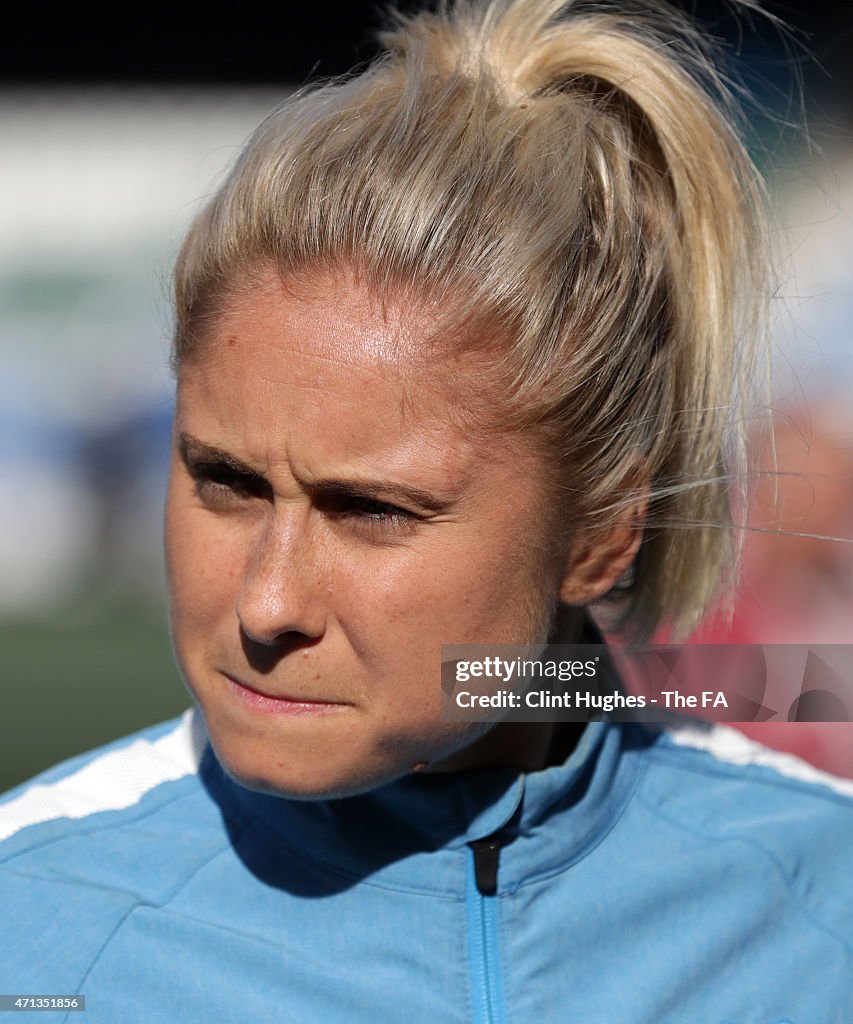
top-left (1, 1), bottom-right (851, 791)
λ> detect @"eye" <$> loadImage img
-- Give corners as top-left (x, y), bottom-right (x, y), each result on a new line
top-left (349, 496), bottom-right (413, 523)
top-left (315, 489), bottom-right (419, 535)
top-left (188, 461), bottom-right (271, 507)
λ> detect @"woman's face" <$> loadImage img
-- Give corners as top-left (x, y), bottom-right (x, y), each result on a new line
top-left (165, 268), bottom-right (577, 799)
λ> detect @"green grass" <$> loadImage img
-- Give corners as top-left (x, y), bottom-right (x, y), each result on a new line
top-left (0, 599), bottom-right (190, 793)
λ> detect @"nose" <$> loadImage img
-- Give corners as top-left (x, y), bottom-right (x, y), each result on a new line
top-left (236, 511), bottom-right (327, 647)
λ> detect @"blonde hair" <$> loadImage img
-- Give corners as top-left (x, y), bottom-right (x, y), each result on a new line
top-left (173, 0), bottom-right (769, 640)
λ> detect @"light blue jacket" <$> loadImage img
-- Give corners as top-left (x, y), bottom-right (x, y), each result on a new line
top-left (1, 709), bottom-right (851, 1023)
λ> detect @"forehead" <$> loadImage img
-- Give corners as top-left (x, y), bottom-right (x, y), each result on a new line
top-left (188, 268), bottom-right (469, 404)
top-left (175, 267), bottom-right (536, 482)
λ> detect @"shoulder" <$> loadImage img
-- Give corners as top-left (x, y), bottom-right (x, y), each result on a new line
top-left (640, 717), bottom-right (853, 807)
top-left (0, 709), bottom-right (209, 854)
top-left (0, 710), bottom-right (228, 995)
top-left (633, 719), bottom-right (853, 950)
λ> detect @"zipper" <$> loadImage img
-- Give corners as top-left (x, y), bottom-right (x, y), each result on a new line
top-left (467, 836), bottom-right (508, 1024)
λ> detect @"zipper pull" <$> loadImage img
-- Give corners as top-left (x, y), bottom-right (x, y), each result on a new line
top-left (470, 836), bottom-right (503, 896)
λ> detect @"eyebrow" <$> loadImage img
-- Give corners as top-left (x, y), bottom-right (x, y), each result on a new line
top-left (177, 431), bottom-right (455, 513)
top-left (178, 433), bottom-right (259, 477)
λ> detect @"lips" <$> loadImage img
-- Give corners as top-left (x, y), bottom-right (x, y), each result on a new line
top-left (222, 673), bottom-right (348, 716)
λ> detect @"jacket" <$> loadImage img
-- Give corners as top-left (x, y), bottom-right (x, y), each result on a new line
top-left (1, 707), bottom-right (852, 1023)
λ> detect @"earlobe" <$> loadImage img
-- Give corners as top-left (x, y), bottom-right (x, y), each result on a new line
top-left (559, 496), bottom-right (647, 606)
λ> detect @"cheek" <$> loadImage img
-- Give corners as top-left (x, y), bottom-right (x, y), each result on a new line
top-left (164, 484), bottom-right (242, 635)
top-left (335, 533), bottom-right (555, 678)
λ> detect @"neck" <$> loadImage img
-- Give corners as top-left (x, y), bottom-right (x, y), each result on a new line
top-left (423, 604), bottom-right (590, 775)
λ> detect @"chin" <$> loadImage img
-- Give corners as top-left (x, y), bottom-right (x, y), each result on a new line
top-left (211, 737), bottom-right (410, 802)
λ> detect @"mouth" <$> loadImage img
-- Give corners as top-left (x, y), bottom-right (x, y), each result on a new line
top-left (222, 674), bottom-right (349, 717)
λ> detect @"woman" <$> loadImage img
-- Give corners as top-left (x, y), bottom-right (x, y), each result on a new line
top-left (1, 1), bottom-right (851, 1020)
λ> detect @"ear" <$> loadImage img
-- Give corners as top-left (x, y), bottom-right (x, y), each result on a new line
top-left (559, 493), bottom-right (648, 606)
